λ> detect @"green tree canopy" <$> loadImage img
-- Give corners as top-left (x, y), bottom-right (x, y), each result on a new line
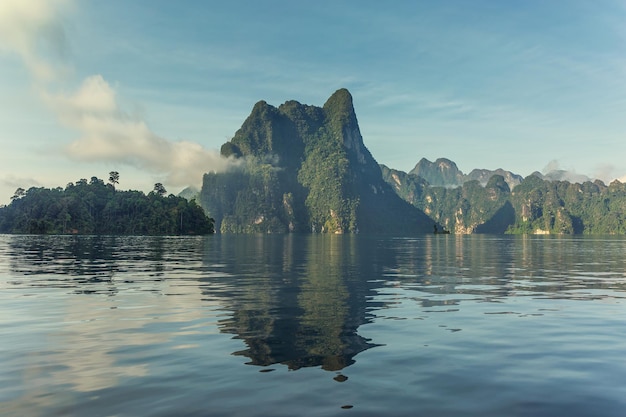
top-left (0, 175), bottom-right (214, 235)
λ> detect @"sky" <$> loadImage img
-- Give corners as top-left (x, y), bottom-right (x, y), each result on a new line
top-left (1, 0), bottom-right (625, 205)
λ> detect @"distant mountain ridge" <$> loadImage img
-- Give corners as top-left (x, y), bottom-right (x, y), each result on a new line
top-left (382, 163), bottom-right (626, 234)
top-left (407, 157), bottom-right (523, 189)
top-left (406, 157), bottom-right (601, 190)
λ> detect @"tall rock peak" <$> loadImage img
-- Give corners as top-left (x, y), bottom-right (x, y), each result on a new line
top-left (202, 89), bottom-right (434, 234)
top-left (251, 100), bottom-right (271, 114)
top-left (323, 88), bottom-right (354, 112)
top-left (321, 88), bottom-right (371, 166)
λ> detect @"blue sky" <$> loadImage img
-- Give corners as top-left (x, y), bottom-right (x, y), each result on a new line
top-left (1, 0), bottom-right (625, 204)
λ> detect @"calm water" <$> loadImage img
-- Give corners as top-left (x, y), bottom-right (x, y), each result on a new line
top-left (1, 234), bottom-right (625, 417)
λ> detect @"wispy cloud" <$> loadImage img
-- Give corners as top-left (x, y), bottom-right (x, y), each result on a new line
top-left (0, 0), bottom-right (72, 81)
top-left (593, 163), bottom-right (624, 185)
top-left (1, 174), bottom-right (41, 189)
top-left (0, 0), bottom-right (236, 189)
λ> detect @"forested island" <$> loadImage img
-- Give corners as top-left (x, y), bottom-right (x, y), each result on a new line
top-left (0, 173), bottom-right (214, 235)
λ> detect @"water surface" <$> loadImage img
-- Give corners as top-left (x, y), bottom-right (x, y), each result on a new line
top-left (1, 234), bottom-right (625, 416)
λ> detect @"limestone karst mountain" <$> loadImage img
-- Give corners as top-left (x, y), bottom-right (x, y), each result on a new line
top-left (381, 164), bottom-right (626, 234)
top-left (196, 89), bottom-right (626, 235)
top-left (199, 89), bottom-right (434, 234)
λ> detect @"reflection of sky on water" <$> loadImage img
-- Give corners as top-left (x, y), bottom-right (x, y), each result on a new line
top-left (2, 234), bottom-right (626, 416)
top-left (382, 235), bottom-right (626, 305)
top-left (0, 234), bottom-right (388, 403)
top-left (1, 235), bottom-right (231, 407)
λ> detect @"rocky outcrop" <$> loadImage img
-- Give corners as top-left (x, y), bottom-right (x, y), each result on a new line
top-left (200, 89), bottom-right (434, 234)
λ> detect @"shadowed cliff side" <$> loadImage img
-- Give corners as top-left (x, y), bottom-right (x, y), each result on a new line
top-left (200, 89), bottom-right (434, 234)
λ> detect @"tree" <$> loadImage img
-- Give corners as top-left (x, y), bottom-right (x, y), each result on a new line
top-left (108, 171), bottom-right (120, 188)
top-left (0, 176), bottom-right (214, 235)
top-left (11, 187), bottom-right (26, 201)
top-left (153, 183), bottom-right (167, 196)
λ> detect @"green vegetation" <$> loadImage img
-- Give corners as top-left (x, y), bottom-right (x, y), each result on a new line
top-left (0, 174), bottom-right (214, 235)
top-left (382, 165), bottom-right (626, 234)
top-left (16, 87), bottom-right (622, 236)
top-left (200, 89), bottom-right (433, 234)
top-left (382, 166), bottom-right (513, 233)
top-left (506, 177), bottom-right (626, 234)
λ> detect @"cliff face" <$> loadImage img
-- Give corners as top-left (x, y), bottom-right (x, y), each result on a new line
top-left (382, 166), bottom-right (513, 234)
top-left (200, 89), bottom-right (434, 234)
top-left (382, 163), bottom-right (626, 234)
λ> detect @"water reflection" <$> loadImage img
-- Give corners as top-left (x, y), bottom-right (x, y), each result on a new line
top-left (382, 235), bottom-right (626, 306)
top-left (198, 235), bottom-right (382, 370)
top-left (3, 233), bottom-right (626, 380)
top-left (1, 235), bottom-right (215, 399)
top-left (3, 234), bottom-right (626, 416)
top-left (1, 235), bottom-right (203, 285)
top-left (2, 234), bottom-right (385, 374)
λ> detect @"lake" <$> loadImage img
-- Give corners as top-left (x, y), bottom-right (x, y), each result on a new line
top-left (1, 234), bottom-right (625, 416)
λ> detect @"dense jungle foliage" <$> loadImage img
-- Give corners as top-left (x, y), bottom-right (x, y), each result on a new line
top-left (506, 176), bottom-right (626, 234)
top-left (202, 89), bottom-right (434, 234)
top-left (0, 175), bottom-right (214, 235)
top-left (381, 165), bottom-right (626, 234)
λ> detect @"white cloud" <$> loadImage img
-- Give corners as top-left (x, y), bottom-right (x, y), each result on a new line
top-left (46, 75), bottom-right (238, 187)
top-left (1, 0), bottom-right (237, 190)
top-left (594, 163), bottom-right (626, 185)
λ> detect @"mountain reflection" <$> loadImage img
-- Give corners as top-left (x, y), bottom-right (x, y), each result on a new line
top-left (200, 235), bottom-right (382, 371)
top-left (5, 235), bottom-right (205, 282)
top-left (3, 234), bottom-right (384, 372)
top-left (6, 233), bottom-right (625, 381)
